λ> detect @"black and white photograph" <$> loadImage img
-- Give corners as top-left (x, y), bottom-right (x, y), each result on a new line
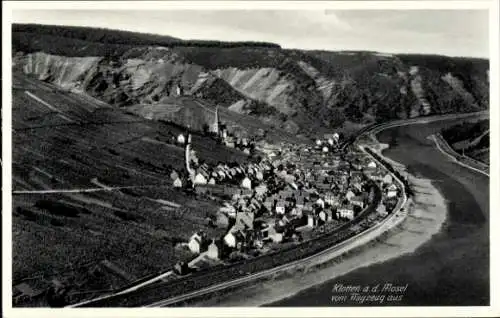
top-left (2, 1), bottom-right (499, 316)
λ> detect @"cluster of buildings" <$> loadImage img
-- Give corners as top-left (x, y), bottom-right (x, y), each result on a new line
top-left (172, 128), bottom-right (403, 274)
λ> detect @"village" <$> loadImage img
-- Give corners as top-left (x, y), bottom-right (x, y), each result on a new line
top-left (166, 108), bottom-right (403, 275)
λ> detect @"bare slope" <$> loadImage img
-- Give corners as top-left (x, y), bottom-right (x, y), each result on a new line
top-left (13, 23), bottom-right (490, 136)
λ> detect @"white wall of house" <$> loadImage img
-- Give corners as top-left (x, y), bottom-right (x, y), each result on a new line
top-left (177, 134), bottom-right (186, 144)
top-left (276, 205), bottom-right (286, 215)
top-left (207, 242), bottom-right (219, 259)
top-left (173, 178), bottom-right (182, 188)
top-left (224, 232), bottom-right (236, 247)
top-left (188, 239), bottom-right (201, 254)
top-left (194, 173), bottom-right (208, 185)
top-left (387, 190), bottom-right (398, 198)
top-left (241, 177), bottom-right (252, 189)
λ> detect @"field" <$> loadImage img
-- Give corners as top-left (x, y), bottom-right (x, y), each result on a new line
top-left (12, 73), bottom-right (249, 306)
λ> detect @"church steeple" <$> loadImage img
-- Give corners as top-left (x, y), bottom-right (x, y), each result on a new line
top-left (185, 126), bottom-right (195, 183)
top-left (210, 106), bottom-right (219, 135)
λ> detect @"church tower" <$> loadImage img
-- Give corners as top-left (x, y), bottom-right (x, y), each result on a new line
top-left (185, 131), bottom-right (195, 183)
top-left (210, 106), bottom-right (220, 135)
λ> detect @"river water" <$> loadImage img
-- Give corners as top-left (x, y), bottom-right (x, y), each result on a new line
top-left (269, 119), bottom-right (489, 306)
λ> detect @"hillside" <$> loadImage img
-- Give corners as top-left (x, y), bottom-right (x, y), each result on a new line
top-left (441, 119), bottom-right (489, 164)
top-left (11, 73), bottom-right (253, 306)
top-left (13, 24), bottom-right (490, 136)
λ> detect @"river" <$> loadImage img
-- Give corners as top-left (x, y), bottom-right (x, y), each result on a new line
top-left (269, 118), bottom-right (489, 306)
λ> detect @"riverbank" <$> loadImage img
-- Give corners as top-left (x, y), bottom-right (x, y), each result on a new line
top-left (431, 133), bottom-right (489, 176)
top-left (191, 130), bottom-right (448, 307)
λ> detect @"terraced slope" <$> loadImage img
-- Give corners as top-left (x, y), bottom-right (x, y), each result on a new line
top-left (12, 73), bottom-right (250, 307)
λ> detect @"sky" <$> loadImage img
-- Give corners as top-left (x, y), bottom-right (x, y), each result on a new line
top-left (12, 9), bottom-right (489, 58)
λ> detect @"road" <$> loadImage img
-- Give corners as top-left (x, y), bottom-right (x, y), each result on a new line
top-left (12, 183), bottom-right (170, 195)
top-left (340, 110), bottom-right (489, 151)
top-left (429, 134), bottom-right (489, 177)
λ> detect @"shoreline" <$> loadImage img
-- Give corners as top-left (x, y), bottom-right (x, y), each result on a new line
top-left (191, 131), bottom-right (449, 307)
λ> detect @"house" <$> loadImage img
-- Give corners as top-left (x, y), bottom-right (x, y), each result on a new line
top-left (265, 226), bottom-right (283, 243)
top-left (369, 171), bottom-right (384, 181)
top-left (383, 173), bottom-right (393, 184)
top-left (170, 170), bottom-right (179, 181)
top-left (255, 184), bottom-right (268, 196)
top-left (224, 230), bottom-right (239, 248)
top-left (250, 197), bottom-right (262, 208)
top-left (206, 240), bottom-right (220, 259)
top-left (263, 200), bottom-right (274, 212)
top-left (276, 200), bottom-right (286, 215)
top-left (188, 232), bottom-right (204, 254)
top-left (290, 207), bottom-right (302, 217)
top-left (235, 211), bottom-right (254, 230)
top-left (303, 203), bottom-right (314, 212)
top-left (367, 161), bottom-right (377, 169)
top-left (173, 177), bottom-right (183, 188)
top-left (324, 192), bottom-right (338, 206)
top-left (208, 177), bottom-right (216, 185)
top-left (194, 173), bottom-right (208, 185)
top-left (177, 134), bottom-right (186, 144)
top-left (350, 170), bottom-right (363, 179)
top-left (345, 190), bottom-right (356, 201)
top-left (387, 184), bottom-right (398, 198)
top-left (269, 232), bottom-right (283, 243)
top-left (318, 210), bottom-right (327, 222)
top-left (388, 183), bottom-right (398, 191)
top-left (217, 170), bottom-right (226, 179)
top-left (325, 209), bottom-right (333, 221)
top-left (352, 182), bottom-right (363, 193)
top-left (350, 196), bottom-right (365, 208)
top-left (307, 214), bottom-right (316, 227)
top-left (377, 204), bottom-right (388, 217)
top-left (255, 171), bottom-right (264, 181)
top-left (241, 176), bottom-right (252, 189)
top-left (338, 204), bottom-right (355, 220)
top-left (387, 189), bottom-right (398, 198)
top-left (316, 197), bottom-right (325, 209)
top-left (278, 215), bottom-right (290, 227)
top-left (216, 212), bottom-right (230, 227)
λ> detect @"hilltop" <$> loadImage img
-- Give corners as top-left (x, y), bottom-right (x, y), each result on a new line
top-left (13, 23), bottom-right (489, 137)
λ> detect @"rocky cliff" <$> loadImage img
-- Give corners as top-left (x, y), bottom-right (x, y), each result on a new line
top-left (13, 24), bottom-right (490, 136)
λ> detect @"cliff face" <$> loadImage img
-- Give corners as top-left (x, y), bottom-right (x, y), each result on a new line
top-left (13, 24), bottom-right (490, 136)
